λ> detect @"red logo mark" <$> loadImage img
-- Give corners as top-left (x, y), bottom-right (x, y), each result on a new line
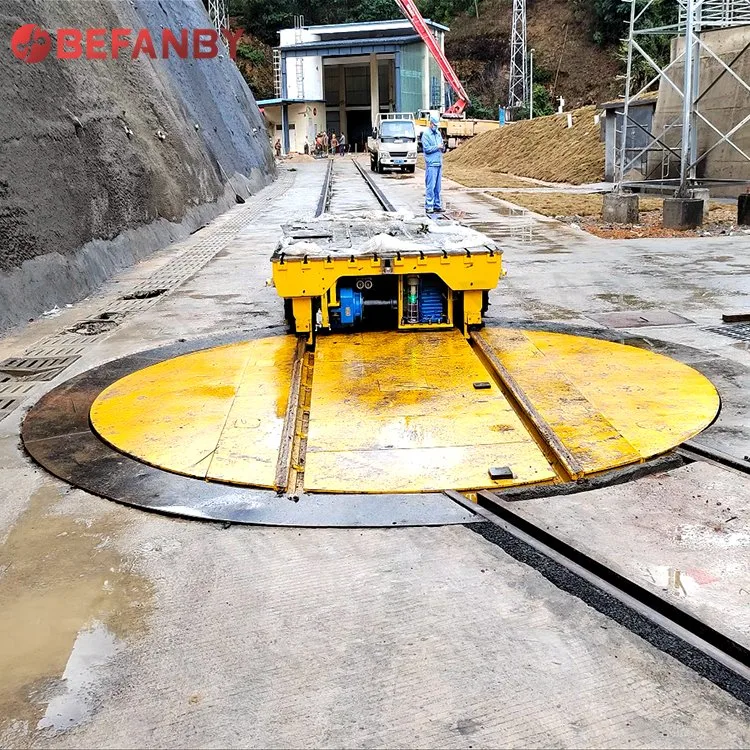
top-left (11, 23), bottom-right (51, 63)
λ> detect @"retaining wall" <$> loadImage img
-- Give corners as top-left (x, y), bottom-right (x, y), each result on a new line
top-left (0, 0), bottom-right (274, 330)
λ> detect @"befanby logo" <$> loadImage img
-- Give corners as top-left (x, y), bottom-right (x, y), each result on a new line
top-left (11, 24), bottom-right (52, 62)
top-left (10, 24), bottom-right (243, 63)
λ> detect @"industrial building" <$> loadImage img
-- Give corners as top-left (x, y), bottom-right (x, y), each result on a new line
top-left (259, 18), bottom-right (448, 153)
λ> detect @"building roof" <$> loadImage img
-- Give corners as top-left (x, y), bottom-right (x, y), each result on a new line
top-left (599, 92), bottom-right (660, 109)
top-left (279, 18), bottom-right (448, 45)
top-left (257, 98), bottom-right (325, 106)
top-left (305, 18), bottom-right (449, 34)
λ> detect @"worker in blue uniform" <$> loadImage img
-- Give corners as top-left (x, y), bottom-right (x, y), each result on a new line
top-left (421, 115), bottom-right (444, 214)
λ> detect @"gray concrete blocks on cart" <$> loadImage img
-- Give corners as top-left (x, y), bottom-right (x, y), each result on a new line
top-left (663, 197), bottom-right (704, 229)
top-left (602, 192), bottom-right (639, 224)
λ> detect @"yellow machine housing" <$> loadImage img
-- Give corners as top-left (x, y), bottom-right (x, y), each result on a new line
top-left (271, 213), bottom-right (503, 341)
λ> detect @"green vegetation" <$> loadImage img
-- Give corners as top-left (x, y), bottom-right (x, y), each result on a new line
top-left (515, 84), bottom-right (554, 120)
top-left (574, 0), bottom-right (677, 80)
top-left (229, 0), bottom-right (477, 44)
top-left (236, 42), bottom-right (266, 64)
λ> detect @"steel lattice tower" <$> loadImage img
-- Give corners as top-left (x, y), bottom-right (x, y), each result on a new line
top-left (508, 0), bottom-right (527, 109)
top-left (616, 0), bottom-right (750, 194)
top-left (208, 0), bottom-right (228, 33)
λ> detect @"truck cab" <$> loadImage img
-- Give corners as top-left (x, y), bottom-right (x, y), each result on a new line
top-left (367, 113), bottom-right (418, 174)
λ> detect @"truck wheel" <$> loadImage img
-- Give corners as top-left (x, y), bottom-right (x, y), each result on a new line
top-left (370, 156), bottom-right (376, 171)
top-left (407, 165), bottom-right (416, 174)
top-left (377, 159), bottom-right (384, 174)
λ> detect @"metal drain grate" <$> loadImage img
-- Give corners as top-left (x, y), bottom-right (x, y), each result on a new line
top-left (0, 381), bottom-right (36, 397)
top-left (0, 397), bottom-right (19, 423)
top-left (705, 322), bottom-right (750, 341)
top-left (0, 356), bottom-right (80, 381)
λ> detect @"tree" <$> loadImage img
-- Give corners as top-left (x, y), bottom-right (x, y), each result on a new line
top-left (515, 84), bottom-right (554, 119)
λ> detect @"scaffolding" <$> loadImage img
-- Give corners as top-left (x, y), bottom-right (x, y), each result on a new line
top-left (207, 0), bottom-right (228, 34)
top-left (508, 0), bottom-right (528, 109)
top-left (616, 0), bottom-right (750, 194)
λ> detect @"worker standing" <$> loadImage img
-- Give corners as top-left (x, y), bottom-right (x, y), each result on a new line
top-left (421, 115), bottom-right (444, 214)
top-left (339, 132), bottom-right (346, 155)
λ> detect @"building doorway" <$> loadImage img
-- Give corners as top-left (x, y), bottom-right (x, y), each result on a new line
top-left (347, 110), bottom-right (372, 153)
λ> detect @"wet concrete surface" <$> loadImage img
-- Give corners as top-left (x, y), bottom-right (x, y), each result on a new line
top-left (0, 484), bottom-right (152, 742)
top-left (1, 159), bottom-right (750, 747)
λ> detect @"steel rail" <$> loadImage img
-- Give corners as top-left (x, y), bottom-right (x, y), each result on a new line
top-left (314, 158), bottom-right (334, 218)
top-left (677, 439), bottom-right (750, 475)
top-left (351, 159), bottom-right (397, 212)
top-left (445, 489), bottom-right (750, 704)
top-left (469, 330), bottom-right (585, 482)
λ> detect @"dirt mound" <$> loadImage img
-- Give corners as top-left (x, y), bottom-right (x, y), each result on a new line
top-left (444, 106), bottom-right (604, 184)
top-left (447, 0), bottom-right (621, 112)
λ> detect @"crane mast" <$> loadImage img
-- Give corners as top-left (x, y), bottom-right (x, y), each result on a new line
top-left (392, 0), bottom-right (470, 116)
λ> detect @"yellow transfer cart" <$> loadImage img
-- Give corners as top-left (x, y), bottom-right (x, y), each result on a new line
top-left (271, 212), bottom-right (503, 342)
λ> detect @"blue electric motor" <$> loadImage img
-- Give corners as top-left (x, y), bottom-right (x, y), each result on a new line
top-left (331, 287), bottom-right (363, 327)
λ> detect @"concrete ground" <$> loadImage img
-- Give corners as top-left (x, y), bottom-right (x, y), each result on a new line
top-left (1, 157), bottom-right (750, 748)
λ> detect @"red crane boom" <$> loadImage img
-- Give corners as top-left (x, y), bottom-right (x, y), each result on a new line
top-left (393, 0), bottom-right (470, 116)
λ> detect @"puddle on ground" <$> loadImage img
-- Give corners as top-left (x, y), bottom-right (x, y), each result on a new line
top-left (37, 622), bottom-right (120, 732)
top-left (0, 485), bottom-right (153, 737)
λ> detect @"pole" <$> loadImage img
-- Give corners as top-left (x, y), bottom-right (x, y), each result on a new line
top-left (617, 0), bottom-right (637, 190)
top-left (689, 1), bottom-right (702, 184)
top-left (529, 48), bottom-right (534, 119)
top-left (679, 0), bottom-right (695, 196)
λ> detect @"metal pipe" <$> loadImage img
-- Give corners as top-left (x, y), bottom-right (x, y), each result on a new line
top-left (679, 0), bottom-right (696, 196)
top-left (405, 275), bottom-right (419, 323)
top-left (689, 1), bottom-right (703, 185)
top-left (529, 48), bottom-right (535, 119)
top-left (617, 0), bottom-right (637, 190)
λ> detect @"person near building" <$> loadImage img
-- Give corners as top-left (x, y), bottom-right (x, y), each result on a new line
top-left (339, 132), bottom-right (346, 155)
top-left (322, 132), bottom-right (329, 154)
top-left (421, 115), bottom-right (444, 213)
top-left (331, 133), bottom-right (338, 155)
top-left (274, 138), bottom-right (282, 158)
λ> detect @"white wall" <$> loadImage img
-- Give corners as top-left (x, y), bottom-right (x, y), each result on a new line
top-left (281, 29), bottom-right (324, 100)
top-left (289, 103), bottom-right (326, 152)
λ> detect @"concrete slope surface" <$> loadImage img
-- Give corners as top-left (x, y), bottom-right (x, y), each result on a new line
top-left (0, 0), bottom-right (274, 331)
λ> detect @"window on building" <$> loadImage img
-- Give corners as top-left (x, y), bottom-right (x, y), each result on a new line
top-left (324, 66), bottom-right (339, 107)
top-left (345, 66), bottom-right (369, 107)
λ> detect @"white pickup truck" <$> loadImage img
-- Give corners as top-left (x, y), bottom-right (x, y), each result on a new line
top-left (367, 113), bottom-right (418, 174)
